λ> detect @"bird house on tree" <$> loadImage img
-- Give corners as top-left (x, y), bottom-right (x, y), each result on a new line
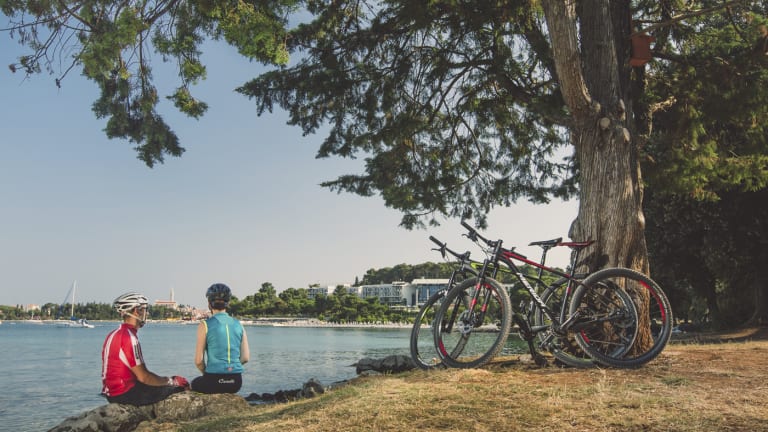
top-left (630, 33), bottom-right (655, 67)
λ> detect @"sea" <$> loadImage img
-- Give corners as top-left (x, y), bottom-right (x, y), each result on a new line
top-left (0, 321), bottom-right (415, 431)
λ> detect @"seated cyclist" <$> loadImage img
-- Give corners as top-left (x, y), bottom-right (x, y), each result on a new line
top-left (191, 283), bottom-right (250, 394)
top-left (101, 292), bottom-right (189, 405)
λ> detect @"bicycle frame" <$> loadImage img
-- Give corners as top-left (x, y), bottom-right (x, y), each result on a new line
top-left (461, 221), bottom-right (593, 335)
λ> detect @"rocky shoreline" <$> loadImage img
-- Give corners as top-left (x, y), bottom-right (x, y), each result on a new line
top-left (49, 355), bottom-right (416, 432)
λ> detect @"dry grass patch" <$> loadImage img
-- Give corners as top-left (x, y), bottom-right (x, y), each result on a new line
top-left (157, 338), bottom-right (768, 432)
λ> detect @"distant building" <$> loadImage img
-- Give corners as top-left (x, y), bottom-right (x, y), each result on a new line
top-left (307, 285), bottom-right (329, 299)
top-left (154, 287), bottom-right (177, 310)
top-left (306, 280), bottom-right (452, 308)
top-left (307, 284), bottom-right (354, 299)
top-left (360, 281), bottom-right (409, 306)
top-left (406, 278), bottom-right (452, 307)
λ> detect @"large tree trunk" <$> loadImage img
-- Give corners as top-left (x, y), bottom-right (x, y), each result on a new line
top-left (542, 0), bottom-right (652, 348)
top-left (542, 0), bottom-right (648, 272)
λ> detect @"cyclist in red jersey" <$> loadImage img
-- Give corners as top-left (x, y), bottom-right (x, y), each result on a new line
top-left (101, 292), bottom-right (189, 405)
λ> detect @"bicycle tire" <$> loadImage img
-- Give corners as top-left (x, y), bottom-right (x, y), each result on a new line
top-left (570, 267), bottom-right (672, 368)
top-left (409, 289), bottom-right (450, 370)
top-left (433, 277), bottom-right (513, 369)
top-left (532, 277), bottom-right (596, 368)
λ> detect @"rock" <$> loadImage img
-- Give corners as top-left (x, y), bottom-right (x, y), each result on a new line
top-left (244, 378), bottom-right (326, 404)
top-left (352, 354), bottom-right (415, 374)
top-left (302, 378), bottom-right (325, 398)
top-left (48, 392), bottom-right (247, 432)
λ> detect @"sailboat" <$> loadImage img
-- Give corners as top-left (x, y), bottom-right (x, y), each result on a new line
top-left (56, 280), bottom-right (95, 328)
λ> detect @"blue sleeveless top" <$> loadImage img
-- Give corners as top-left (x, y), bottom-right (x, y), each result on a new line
top-left (203, 312), bottom-right (245, 374)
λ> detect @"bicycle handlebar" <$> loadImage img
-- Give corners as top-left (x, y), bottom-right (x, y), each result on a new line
top-left (429, 235), bottom-right (471, 261)
top-left (460, 220), bottom-right (498, 248)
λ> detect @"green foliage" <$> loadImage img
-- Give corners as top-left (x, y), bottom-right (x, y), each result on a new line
top-left (640, 3), bottom-right (768, 328)
top-left (642, 4), bottom-right (768, 198)
top-left (239, 0), bottom-right (575, 228)
top-left (645, 189), bottom-right (768, 327)
top-left (3, 0), bottom-right (296, 167)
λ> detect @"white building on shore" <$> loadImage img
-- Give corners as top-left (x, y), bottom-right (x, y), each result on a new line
top-left (305, 279), bottom-right (453, 308)
top-left (359, 278), bottom-right (451, 308)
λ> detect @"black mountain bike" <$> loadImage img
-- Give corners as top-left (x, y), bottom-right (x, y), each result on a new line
top-left (409, 236), bottom-right (507, 369)
top-left (433, 222), bottom-right (640, 369)
top-left (408, 236), bottom-right (476, 370)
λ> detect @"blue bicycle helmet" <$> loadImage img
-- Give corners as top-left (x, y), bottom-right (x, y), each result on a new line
top-left (206, 283), bottom-right (232, 307)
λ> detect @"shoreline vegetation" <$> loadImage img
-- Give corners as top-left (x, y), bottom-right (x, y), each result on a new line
top-left (2, 317), bottom-right (414, 329)
top-left (122, 327), bottom-right (768, 432)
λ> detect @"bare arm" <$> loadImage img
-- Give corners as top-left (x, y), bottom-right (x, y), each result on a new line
top-left (131, 363), bottom-right (172, 386)
top-left (240, 327), bottom-right (250, 365)
top-left (194, 321), bottom-right (207, 373)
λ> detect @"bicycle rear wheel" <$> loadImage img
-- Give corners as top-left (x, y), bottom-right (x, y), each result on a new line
top-left (433, 277), bottom-right (512, 369)
top-left (570, 268), bottom-right (673, 368)
top-left (567, 275), bottom-right (639, 365)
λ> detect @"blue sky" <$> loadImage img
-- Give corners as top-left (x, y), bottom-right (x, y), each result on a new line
top-left (1, 36), bottom-right (578, 309)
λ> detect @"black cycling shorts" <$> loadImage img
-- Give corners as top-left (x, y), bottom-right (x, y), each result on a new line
top-left (106, 381), bottom-right (184, 406)
top-left (191, 373), bottom-right (242, 394)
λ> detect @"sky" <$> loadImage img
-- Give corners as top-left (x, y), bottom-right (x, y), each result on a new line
top-left (0, 35), bottom-right (579, 310)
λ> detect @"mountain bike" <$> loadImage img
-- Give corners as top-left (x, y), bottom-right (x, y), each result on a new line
top-left (409, 236), bottom-right (507, 369)
top-left (408, 236), bottom-right (476, 370)
top-left (433, 222), bottom-right (640, 369)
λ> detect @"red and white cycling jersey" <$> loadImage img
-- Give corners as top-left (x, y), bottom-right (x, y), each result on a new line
top-left (101, 323), bottom-right (144, 396)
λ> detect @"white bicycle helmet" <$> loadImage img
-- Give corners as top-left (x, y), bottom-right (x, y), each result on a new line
top-left (113, 292), bottom-right (149, 314)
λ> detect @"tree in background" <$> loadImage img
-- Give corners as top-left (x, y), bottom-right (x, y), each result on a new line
top-left (645, 189), bottom-right (768, 328)
top-left (640, 2), bottom-right (768, 328)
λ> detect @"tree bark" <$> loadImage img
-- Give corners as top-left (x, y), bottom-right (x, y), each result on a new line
top-left (542, 0), bottom-right (648, 272)
top-left (542, 0), bottom-right (652, 349)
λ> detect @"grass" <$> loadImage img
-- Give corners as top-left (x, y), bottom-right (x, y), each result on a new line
top-left (136, 337), bottom-right (768, 432)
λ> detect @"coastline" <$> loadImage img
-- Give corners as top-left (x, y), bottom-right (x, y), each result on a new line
top-left (1, 318), bottom-right (412, 329)
top-left (239, 318), bottom-right (411, 329)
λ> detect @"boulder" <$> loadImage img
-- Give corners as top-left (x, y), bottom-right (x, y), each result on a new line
top-left (352, 354), bottom-right (415, 374)
top-left (244, 378), bottom-right (326, 403)
top-left (48, 392), bottom-right (247, 432)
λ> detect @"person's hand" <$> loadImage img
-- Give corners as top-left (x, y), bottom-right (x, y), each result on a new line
top-left (170, 376), bottom-right (189, 389)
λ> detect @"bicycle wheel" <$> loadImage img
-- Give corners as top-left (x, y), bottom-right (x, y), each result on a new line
top-left (433, 277), bottom-right (512, 369)
top-left (410, 289), bottom-right (451, 370)
top-left (567, 274), bottom-right (639, 366)
top-left (532, 277), bottom-right (596, 368)
top-left (570, 267), bottom-right (673, 368)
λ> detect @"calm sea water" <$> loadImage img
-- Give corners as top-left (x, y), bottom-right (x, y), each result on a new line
top-left (0, 321), bottom-right (413, 431)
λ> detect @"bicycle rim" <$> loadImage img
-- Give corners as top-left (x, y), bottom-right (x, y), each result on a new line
top-left (433, 277), bottom-right (512, 369)
top-left (571, 268), bottom-right (673, 368)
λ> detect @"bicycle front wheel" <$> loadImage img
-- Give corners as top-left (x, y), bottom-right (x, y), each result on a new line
top-left (433, 277), bottom-right (512, 369)
top-left (570, 268), bottom-right (673, 368)
top-left (409, 289), bottom-right (450, 370)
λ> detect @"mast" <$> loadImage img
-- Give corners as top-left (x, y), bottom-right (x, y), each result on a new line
top-left (71, 280), bottom-right (76, 318)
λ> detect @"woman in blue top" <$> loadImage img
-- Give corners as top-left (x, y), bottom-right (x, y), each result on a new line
top-left (191, 283), bottom-right (250, 394)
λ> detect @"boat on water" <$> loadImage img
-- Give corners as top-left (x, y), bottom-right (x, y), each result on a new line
top-left (55, 281), bottom-right (95, 329)
top-left (57, 318), bottom-right (95, 328)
